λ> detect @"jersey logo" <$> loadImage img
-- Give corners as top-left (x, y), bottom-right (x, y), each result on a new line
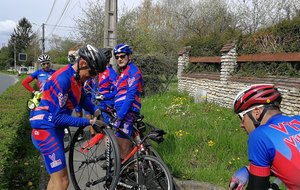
top-left (128, 77), bottom-right (135, 87)
top-left (58, 92), bottom-right (68, 107)
top-left (49, 153), bottom-right (62, 168)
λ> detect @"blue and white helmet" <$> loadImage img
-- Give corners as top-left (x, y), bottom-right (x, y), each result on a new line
top-left (113, 43), bottom-right (132, 55)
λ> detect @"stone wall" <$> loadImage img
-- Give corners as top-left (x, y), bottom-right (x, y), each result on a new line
top-left (177, 46), bottom-right (300, 116)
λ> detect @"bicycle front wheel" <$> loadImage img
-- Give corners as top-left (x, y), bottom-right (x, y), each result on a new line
top-left (117, 155), bottom-right (173, 190)
top-left (69, 127), bottom-right (121, 190)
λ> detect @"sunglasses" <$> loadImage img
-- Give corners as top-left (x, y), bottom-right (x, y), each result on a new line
top-left (41, 62), bottom-right (50, 66)
top-left (115, 54), bottom-right (127, 60)
top-left (238, 105), bottom-right (264, 120)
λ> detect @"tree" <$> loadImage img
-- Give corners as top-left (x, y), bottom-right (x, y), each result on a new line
top-left (7, 17), bottom-right (35, 67)
top-left (75, 0), bottom-right (105, 47)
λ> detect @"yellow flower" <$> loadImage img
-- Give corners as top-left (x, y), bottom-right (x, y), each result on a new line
top-left (28, 181), bottom-right (33, 186)
top-left (208, 140), bottom-right (215, 147)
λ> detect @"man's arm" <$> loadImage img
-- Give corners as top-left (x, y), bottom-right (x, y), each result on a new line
top-left (22, 75), bottom-right (35, 93)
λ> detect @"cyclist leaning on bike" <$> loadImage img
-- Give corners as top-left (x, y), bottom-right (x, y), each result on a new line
top-left (112, 43), bottom-right (143, 160)
top-left (229, 84), bottom-right (300, 190)
top-left (29, 45), bottom-right (108, 190)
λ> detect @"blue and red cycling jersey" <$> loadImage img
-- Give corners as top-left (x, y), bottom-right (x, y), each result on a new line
top-left (248, 113), bottom-right (300, 189)
top-left (114, 62), bottom-right (143, 120)
top-left (29, 64), bottom-right (97, 129)
top-left (22, 69), bottom-right (56, 92)
top-left (31, 69), bottom-right (56, 91)
top-left (98, 65), bottom-right (118, 106)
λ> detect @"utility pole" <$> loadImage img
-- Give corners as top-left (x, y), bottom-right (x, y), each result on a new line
top-left (42, 23), bottom-right (45, 54)
top-left (104, 0), bottom-right (118, 69)
top-left (13, 37), bottom-right (17, 71)
top-left (104, 0), bottom-right (117, 48)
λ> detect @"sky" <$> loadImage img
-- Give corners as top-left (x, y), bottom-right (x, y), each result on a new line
top-left (0, 0), bottom-right (140, 48)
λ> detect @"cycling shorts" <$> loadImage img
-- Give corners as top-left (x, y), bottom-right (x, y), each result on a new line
top-left (31, 127), bottom-right (66, 174)
top-left (115, 112), bottom-right (137, 138)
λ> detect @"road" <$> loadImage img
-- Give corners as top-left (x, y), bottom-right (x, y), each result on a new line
top-left (0, 73), bottom-right (18, 94)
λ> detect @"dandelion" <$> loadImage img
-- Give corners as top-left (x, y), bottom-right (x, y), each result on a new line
top-left (237, 157), bottom-right (240, 160)
top-left (28, 181), bottom-right (33, 186)
top-left (228, 161), bottom-right (232, 165)
top-left (207, 140), bottom-right (215, 147)
top-left (194, 149), bottom-right (199, 153)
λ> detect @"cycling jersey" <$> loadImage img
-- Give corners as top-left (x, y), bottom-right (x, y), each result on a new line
top-left (248, 113), bottom-right (300, 189)
top-left (29, 64), bottom-right (97, 129)
top-left (22, 68), bottom-right (56, 92)
top-left (114, 62), bottom-right (143, 120)
top-left (97, 65), bottom-right (118, 124)
top-left (98, 65), bottom-right (118, 106)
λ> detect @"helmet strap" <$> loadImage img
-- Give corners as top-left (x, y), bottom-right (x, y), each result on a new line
top-left (247, 106), bottom-right (268, 128)
top-left (75, 59), bottom-right (80, 80)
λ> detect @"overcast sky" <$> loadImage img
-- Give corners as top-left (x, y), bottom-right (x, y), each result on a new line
top-left (0, 0), bottom-right (140, 48)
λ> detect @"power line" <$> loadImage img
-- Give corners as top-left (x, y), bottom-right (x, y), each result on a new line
top-left (46, 0), bottom-right (72, 38)
top-left (45, 0), bottom-right (57, 24)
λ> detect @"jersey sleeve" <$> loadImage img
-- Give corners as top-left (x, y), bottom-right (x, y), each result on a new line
top-left (22, 75), bottom-right (35, 92)
top-left (117, 71), bottom-right (142, 120)
top-left (248, 130), bottom-right (274, 176)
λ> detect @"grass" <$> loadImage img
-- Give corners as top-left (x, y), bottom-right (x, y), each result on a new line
top-left (140, 89), bottom-right (248, 188)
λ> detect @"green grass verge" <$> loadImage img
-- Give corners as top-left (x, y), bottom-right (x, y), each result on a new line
top-left (141, 89), bottom-right (248, 188)
top-left (0, 75), bottom-right (41, 189)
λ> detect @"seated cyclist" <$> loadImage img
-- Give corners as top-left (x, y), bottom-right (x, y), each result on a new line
top-left (29, 44), bottom-right (108, 190)
top-left (229, 84), bottom-right (300, 190)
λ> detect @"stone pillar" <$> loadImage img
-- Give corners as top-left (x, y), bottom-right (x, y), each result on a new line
top-left (220, 43), bottom-right (237, 82)
top-left (177, 46), bottom-right (191, 79)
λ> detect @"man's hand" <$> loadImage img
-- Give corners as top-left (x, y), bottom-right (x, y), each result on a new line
top-left (91, 119), bottom-right (106, 133)
top-left (229, 166), bottom-right (249, 190)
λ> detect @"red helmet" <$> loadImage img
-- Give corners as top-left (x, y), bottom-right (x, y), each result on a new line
top-left (233, 84), bottom-right (282, 114)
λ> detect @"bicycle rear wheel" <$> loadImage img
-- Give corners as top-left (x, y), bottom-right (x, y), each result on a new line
top-left (117, 155), bottom-right (173, 190)
top-left (69, 127), bottom-right (121, 190)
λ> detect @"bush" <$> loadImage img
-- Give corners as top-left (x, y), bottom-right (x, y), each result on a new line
top-left (0, 76), bottom-right (41, 189)
top-left (135, 53), bottom-right (178, 96)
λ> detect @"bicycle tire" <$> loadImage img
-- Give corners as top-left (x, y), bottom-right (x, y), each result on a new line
top-left (64, 127), bottom-right (72, 153)
top-left (117, 155), bottom-right (173, 190)
top-left (69, 127), bottom-right (121, 190)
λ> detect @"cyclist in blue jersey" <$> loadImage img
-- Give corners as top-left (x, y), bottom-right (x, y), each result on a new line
top-left (229, 84), bottom-right (300, 190)
top-left (22, 54), bottom-right (56, 94)
top-left (29, 45), bottom-right (108, 190)
top-left (113, 43), bottom-right (143, 160)
top-left (97, 48), bottom-right (118, 124)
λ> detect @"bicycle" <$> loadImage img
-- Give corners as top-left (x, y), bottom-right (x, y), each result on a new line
top-left (27, 91), bottom-right (72, 153)
top-left (96, 107), bottom-right (173, 190)
top-left (68, 120), bottom-right (121, 190)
